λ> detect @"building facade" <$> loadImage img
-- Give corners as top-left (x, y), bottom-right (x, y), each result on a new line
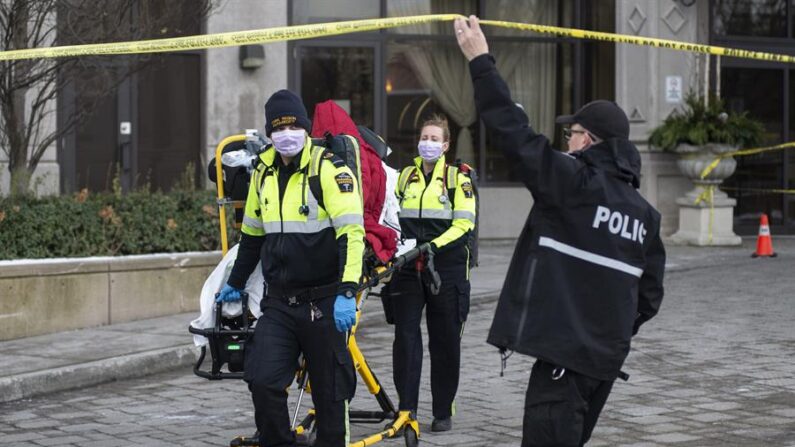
top-left (2, 0), bottom-right (793, 238)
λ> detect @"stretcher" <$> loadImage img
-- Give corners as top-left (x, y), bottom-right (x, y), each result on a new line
top-left (189, 132), bottom-right (436, 446)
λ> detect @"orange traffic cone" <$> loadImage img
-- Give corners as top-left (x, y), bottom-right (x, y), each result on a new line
top-left (751, 213), bottom-right (776, 258)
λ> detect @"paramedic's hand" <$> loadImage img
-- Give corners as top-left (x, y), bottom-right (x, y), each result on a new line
top-left (455, 15), bottom-right (488, 61)
top-left (333, 295), bottom-right (357, 333)
top-left (216, 284), bottom-right (242, 303)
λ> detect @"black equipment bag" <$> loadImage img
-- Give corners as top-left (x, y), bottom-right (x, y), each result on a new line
top-left (446, 160), bottom-right (480, 268)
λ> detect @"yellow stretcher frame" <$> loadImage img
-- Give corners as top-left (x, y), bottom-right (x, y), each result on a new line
top-left (211, 135), bottom-right (421, 446)
top-left (214, 134), bottom-right (248, 256)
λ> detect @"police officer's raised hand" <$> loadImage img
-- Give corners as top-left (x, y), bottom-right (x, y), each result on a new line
top-left (216, 284), bottom-right (242, 303)
top-left (333, 294), bottom-right (357, 333)
top-left (454, 15), bottom-right (489, 61)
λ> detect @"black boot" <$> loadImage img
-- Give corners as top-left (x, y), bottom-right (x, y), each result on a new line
top-left (431, 418), bottom-right (452, 432)
top-left (230, 431), bottom-right (259, 446)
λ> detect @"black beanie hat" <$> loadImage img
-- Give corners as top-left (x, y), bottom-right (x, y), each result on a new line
top-left (264, 89), bottom-right (311, 136)
top-left (555, 100), bottom-right (630, 140)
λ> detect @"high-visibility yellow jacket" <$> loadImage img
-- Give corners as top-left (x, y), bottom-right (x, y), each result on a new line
top-left (237, 137), bottom-right (365, 296)
top-left (397, 156), bottom-right (476, 265)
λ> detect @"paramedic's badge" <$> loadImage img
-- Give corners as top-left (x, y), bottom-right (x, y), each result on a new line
top-left (461, 182), bottom-right (474, 198)
top-left (335, 172), bottom-right (354, 193)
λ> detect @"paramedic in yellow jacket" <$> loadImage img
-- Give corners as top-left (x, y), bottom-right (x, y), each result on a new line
top-left (216, 90), bottom-right (364, 447)
top-left (391, 114), bottom-right (477, 433)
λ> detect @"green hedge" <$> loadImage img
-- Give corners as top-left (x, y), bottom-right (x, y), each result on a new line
top-left (0, 190), bottom-right (225, 260)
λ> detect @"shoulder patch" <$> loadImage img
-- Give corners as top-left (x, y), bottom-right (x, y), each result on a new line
top-left (335, 172), bottom-right (354, 193)
top-left (461, 181), bottom-right (474, 198)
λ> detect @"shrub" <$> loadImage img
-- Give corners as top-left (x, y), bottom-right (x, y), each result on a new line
top-left (0, 190), bottom-right (225, 260)
top-left (648, 92), bottom-right (765, 151)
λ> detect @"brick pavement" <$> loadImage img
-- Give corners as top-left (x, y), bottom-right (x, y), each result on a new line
top-left (1, 240), bottom-right (794, 446)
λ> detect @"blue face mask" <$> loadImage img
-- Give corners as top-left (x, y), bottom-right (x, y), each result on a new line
top-left (271, 129), bottom-right (306, 157)
top-left (418, 140), bottom-right (444, 162)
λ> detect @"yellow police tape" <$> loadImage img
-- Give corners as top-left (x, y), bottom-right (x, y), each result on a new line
top-left (692, 141), bottom-right (795, 244)
top-left (699, 141), bottom-right (795, 180)
top-left (2, 14), bottom-right (795, 64)
top-left (719, 186), bottom-right (795, 195)
top-left (477, 19), bottom-right (795, 64)
top-left (0, 14), bottom-right (458, 61)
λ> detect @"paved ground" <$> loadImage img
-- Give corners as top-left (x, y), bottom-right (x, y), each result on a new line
top-left (1, 239), bottom-right (794, 446)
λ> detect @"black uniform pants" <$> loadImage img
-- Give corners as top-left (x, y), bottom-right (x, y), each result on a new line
top-left (390, 267), bottom-right (470, 419)
top-left (522, 360), bottom-right (614, 447)
top-left (244, 296), bottom-right (356, 447)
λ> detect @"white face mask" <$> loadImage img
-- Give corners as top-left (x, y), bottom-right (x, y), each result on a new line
top-left (418, 140), bottom-right (444, 162)
top-left (271, 129), bottom-right (306, 157)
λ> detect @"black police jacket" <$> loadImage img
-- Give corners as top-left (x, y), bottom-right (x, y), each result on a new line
top-left (470, 54), bottom-right (666, 381)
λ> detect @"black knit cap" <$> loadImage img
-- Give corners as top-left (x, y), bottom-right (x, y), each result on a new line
top-left (264, 89), bottom-right (311, 136)
top-left (555, 100), bottom-right (630, 140)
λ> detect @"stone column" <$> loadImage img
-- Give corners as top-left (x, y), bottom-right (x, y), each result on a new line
top-left (615, 1), bottom-right (739, 245)
top-left (204, 0), bottom-right (288, 180)
top-left (670, 144), bottom-right (742, 245)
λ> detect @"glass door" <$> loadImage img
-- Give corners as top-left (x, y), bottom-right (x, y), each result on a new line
top-left (294, 42), bottom-right (381, 133)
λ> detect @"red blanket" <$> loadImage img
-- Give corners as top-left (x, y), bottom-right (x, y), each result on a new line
top-left (311, 101), bottom-right (397, 262)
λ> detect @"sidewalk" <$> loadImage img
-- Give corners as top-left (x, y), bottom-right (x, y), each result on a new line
top-left (0, 237), bottom-right (789, 404)
top-left (0, 242), bottom-right (516, 404)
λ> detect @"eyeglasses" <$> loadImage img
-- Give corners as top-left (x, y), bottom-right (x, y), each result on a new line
top-left (563, 128), bottom-right (587, 141)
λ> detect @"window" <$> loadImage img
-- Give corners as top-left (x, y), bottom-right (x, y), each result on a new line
top-left (387, 0), bottom-right (477, 35)
top-left (713, 0), bottom-right (788, 38)
top-left (721, 68), bottom-right (785, 223)
top-left (385, 40), bottom-right (477, 170)
top-left (711, 0), bottom-right (795, 232)
top-left (290, 0), bottom-right (615, 184)
top-left (299, 46), bottom-right (376, 129)
top-left (483, 42), bottom-right (573, 183)
top-left (789, 70), bottom-right (795, 222)
top-left (291, 0), bottom-right (380, 25)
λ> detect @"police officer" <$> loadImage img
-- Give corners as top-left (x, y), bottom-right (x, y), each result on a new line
top-left (390, 114), bottom-right (477, 432)
top-left (216, 89), bottom-right (365, 447)
top-left (455, 17), bottom-right (666, 446)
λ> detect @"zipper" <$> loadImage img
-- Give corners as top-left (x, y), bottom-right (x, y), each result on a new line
top-left (514, 258), bottom-right (538, 343)
top-left (417, 167), bottom-right (431, 241)
top-left (276, 169), bottom-right (287, 288)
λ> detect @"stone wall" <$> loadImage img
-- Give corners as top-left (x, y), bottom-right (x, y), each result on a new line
top-left (0, 252), bottom-right (221, 341)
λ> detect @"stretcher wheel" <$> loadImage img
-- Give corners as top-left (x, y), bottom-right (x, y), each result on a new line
top-left (404, 427), bottom-right (419, 447)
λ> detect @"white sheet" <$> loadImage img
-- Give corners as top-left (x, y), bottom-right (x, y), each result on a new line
top-left (189, 244), bottom-right (264, 347)
top-left (379, 162), bottom-right (401, 241)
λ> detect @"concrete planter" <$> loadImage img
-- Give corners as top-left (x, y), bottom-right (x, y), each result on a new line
top-left (0, 251), bottom-right (222, 341)
top-left (670, 143), bottom-right (742, 246)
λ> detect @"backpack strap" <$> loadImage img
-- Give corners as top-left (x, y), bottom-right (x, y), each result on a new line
top-left (253, 150), bottom-right (274, 197)
top-left (444, 164), bottom-right (459, 208)
top-left (397, 166), bottom-right (418, 203)
top-left (308, 146), bottom-right (327, 210)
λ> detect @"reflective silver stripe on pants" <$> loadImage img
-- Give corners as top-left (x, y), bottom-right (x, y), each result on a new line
top-left (538, 236), bottom-right (643, 278)
top-left (262, 219), bottom-right (332, 234)
top-left (452, 210), bottom-right (476, 223)
top-left (242, 215), bottom-right (264, 229)
top-left (331, 213), bottom-right (364, 228)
